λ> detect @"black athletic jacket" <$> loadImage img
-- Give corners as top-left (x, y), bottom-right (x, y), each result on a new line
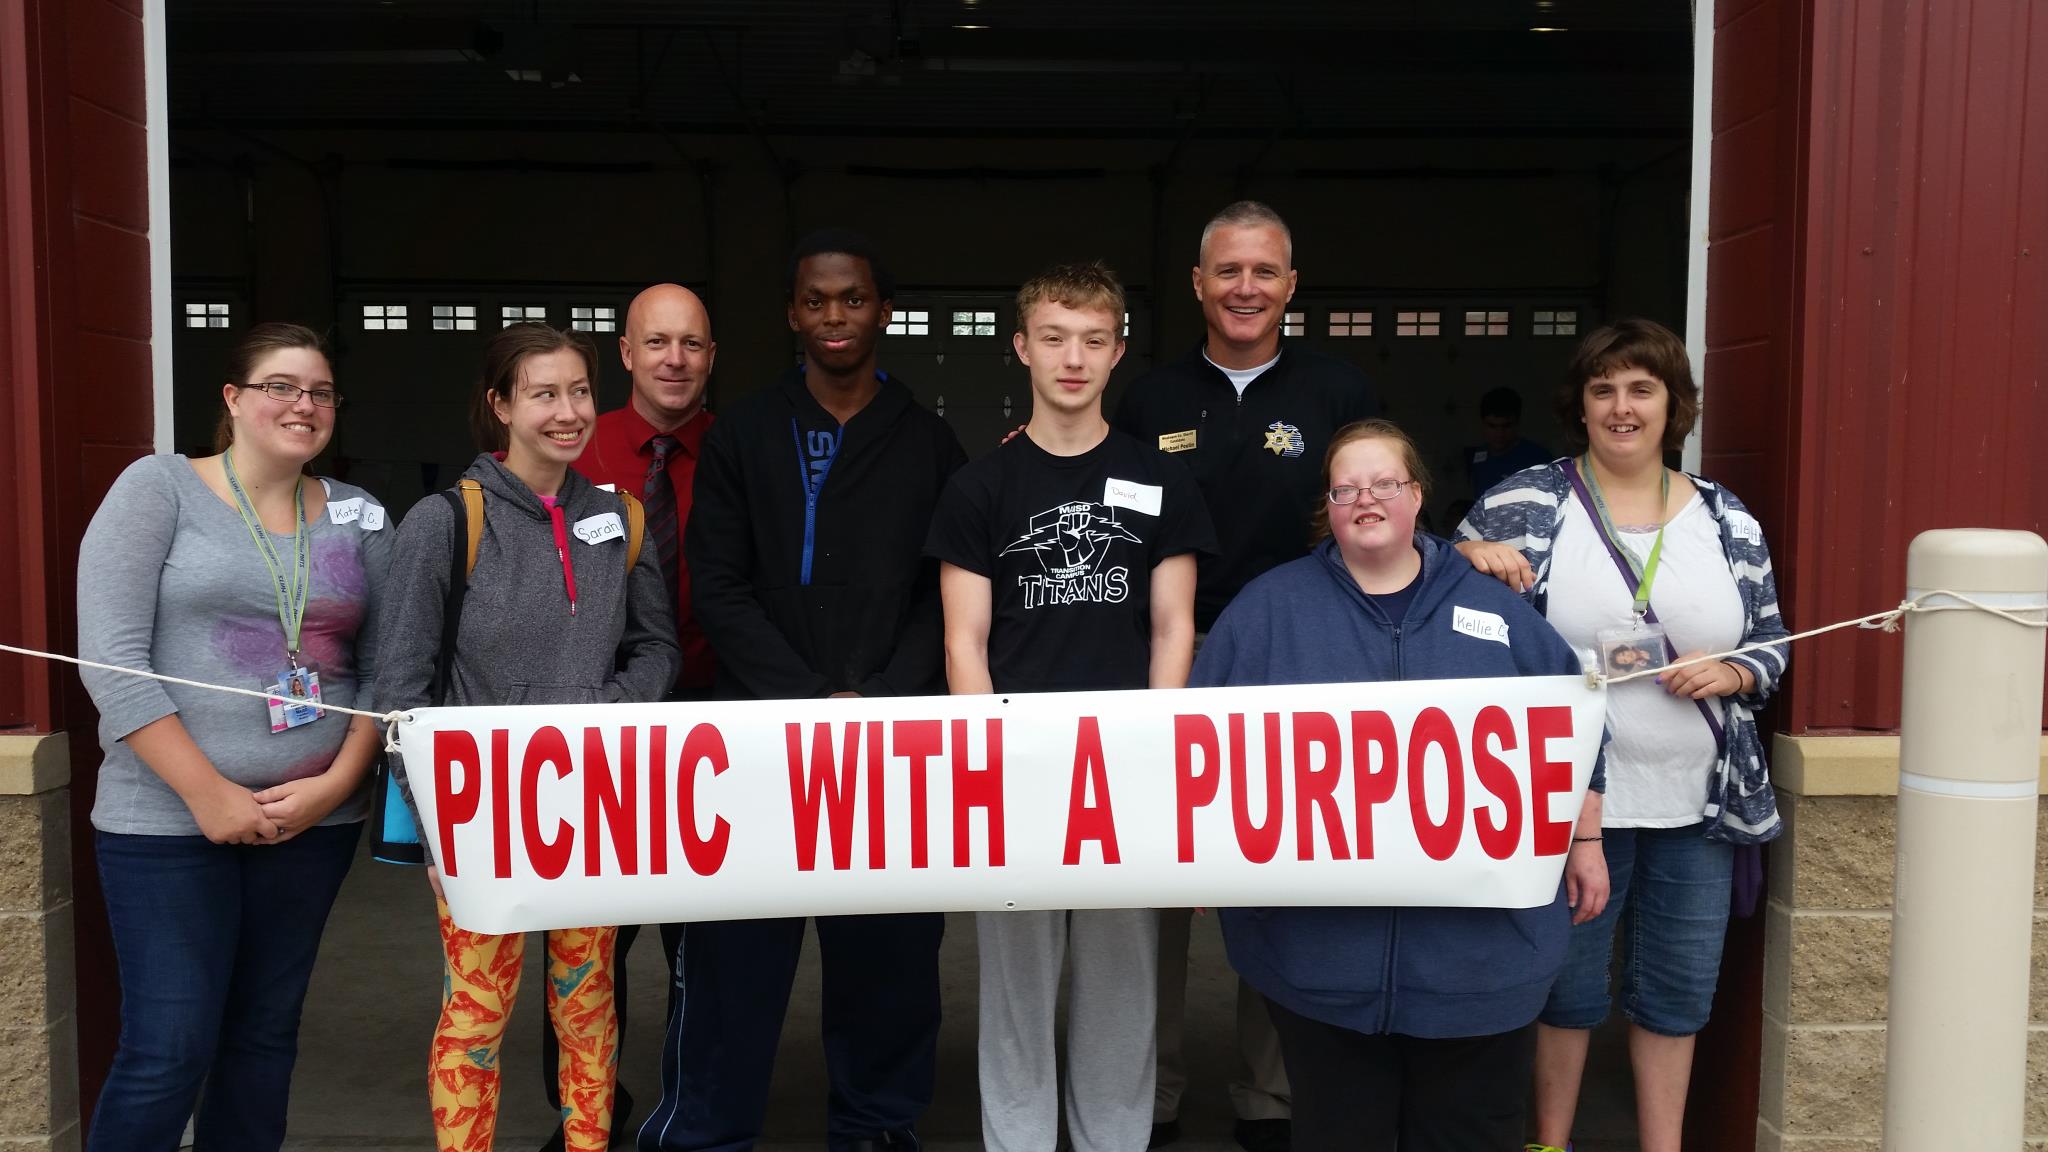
top-left (686, 366), bottom-right (968, 699)
top-left (1112, 342), bottom-right (1377, 629)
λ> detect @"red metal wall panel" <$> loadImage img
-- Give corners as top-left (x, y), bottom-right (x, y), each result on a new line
top-left (2, 0), bottom-right (155, 1122)
top-left (1693, 3), bottom-right (1814, 1148)
top-left (1702, 0), bottom-right (1808, 601)
top-left (62, 0), bottom-right (152, 1116)
top-left (1788, 0), bottom-right (2048, 732)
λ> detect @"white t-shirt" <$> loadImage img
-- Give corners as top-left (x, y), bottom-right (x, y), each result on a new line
top-left (1545, 492), bottom-right (1746, 827)
top-left (1205, 349), bottom-right (1281, 397)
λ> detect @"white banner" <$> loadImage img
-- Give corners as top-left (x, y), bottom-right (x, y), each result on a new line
top-left (393, 677), bottom-right (1606, 934)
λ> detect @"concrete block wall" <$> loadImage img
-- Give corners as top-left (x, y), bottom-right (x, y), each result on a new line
top-left (1758, 735), bottom-right (2048, 1150)
top-left (0, 734), bottom-right (81, 1151)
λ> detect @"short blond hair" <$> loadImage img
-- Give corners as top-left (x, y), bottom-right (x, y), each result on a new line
top-left (1015, 261), bottom-right (1127, 336)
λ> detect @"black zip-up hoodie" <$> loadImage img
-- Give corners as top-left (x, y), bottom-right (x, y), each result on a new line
top-left (686, 366), bottom-right (968, 700)
top-left (1113, 342), bottom-right (1377, 630)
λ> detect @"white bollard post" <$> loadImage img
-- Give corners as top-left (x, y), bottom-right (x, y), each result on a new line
top-left (1884, 529), bottom-right (2048, 1150)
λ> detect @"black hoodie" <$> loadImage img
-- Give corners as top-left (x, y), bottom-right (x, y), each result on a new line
top-left (686, 366), bottom-right (968, 700)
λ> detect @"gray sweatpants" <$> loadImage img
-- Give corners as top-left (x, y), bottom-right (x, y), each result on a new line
top-left (978, 908), bottom-right (1160, 1152)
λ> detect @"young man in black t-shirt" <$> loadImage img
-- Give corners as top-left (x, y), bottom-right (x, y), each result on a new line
top-left (926, 262), bottom-right (1214, 1152)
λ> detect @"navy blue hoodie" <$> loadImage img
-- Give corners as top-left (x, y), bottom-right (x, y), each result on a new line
top-left (1192, 534), bottom-right (1601, 1039)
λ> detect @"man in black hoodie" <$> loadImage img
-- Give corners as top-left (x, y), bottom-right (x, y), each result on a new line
top-left (1112, 201), bottom-right (1377, 1152)
top-left (639, 231), bottom-right (966, 1152)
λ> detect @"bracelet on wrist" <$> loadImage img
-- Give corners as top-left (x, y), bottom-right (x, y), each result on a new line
top-left (1572, 835), bottom-right (1604, 843)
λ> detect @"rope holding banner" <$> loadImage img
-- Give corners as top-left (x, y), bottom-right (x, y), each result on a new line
top-left (0, 641), bottom-right (414, 733)
top-left (1594, 589), bottom-right (2048, 689)
top-left (7, 587), bottom-right (2044, 722)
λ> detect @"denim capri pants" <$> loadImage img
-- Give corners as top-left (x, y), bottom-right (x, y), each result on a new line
top-left (1539, 823), bottom-right (1736, 1037)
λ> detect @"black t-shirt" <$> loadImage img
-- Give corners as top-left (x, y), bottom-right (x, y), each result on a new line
top-left (925, 429), bottom-right (1216, 694)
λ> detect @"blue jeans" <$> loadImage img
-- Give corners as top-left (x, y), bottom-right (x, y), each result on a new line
top-left (88, 823), bottom-right (360, 1152)
top-left (1539, 824), bottom-right (1735, 1038)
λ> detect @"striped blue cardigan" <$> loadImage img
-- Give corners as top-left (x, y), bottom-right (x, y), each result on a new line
top-left (1455, 461), bottom-right (1790, 845)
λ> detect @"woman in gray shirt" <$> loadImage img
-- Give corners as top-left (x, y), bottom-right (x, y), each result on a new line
top-left (76, 323), bottom-right (391, 1151)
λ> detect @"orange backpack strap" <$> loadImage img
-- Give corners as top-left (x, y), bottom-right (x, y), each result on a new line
top-left (459, 479), bottom-right (484, 579)
top-left (617, 489), bottom-right (646, 572)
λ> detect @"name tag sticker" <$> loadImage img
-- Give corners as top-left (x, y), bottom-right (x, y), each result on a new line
top-left (1103, 478), bottom-right (1164, 517)
top-left (360, 503), bottom-right (386, 531)
top-left (1452, 606), bottom-right (1512, 647)
top-left (326, 498), bottom-right (364, 525)
top-left (1724, 507), bottom-right (1763, 547)
top-left (573, 512), bottom-right (625, 545)
top-left (1158, 429), bottom-right (1198, 453)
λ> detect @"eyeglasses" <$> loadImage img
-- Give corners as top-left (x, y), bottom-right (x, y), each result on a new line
top-left (1327, 479), bottom-right (1417, 505)
top-left (239, 381), bottom-right (343, 408)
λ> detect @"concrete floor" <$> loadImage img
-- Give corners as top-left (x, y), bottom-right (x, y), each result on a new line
top-left (282, 841), bottom-right (1642, 1150)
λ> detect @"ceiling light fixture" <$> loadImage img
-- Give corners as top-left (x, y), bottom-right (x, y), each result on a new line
top-left (1529, 26), bottom-right (1569, 32)
top-left (954, 24), bottom-right (989, 29)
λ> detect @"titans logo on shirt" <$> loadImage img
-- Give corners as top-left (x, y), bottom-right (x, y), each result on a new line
top-left (1001, 500), bottom-right (1139, 608)
top-left (1263, 421), bottom-right (1307, 458)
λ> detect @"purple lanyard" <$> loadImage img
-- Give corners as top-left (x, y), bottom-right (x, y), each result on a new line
top-left (1562, 458), bottom-right (1724, 753)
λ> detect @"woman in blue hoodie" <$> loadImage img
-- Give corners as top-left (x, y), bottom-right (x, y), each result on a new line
top-left (1190, 419), bottom-right (1607, 1152)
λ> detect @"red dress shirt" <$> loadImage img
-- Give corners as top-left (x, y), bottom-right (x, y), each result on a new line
top-left (573, 403), bottom-right (716, 691)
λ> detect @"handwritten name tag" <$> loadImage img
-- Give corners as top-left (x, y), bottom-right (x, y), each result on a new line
top-left (573, 513), bottom-right (625, 545)
top-left (1452, 606), bottom-right (1512, 647)
top-left (1103, 478), bottom-right (1163, 517)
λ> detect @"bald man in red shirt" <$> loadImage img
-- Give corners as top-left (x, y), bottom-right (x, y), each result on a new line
top-left (537, 282), bottom-right (716, 1148)
top-left (576, 282), bottom-right (718, 693)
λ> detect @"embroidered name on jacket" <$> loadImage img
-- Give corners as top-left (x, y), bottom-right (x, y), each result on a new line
top-left (1001, 500), bottom-right (1139, 608)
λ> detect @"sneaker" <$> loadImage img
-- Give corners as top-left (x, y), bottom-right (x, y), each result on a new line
top-left (1234, 1117), bottom-right (1291, 1152)
top-left (1149, 1119), bottom-right (1182, 1149)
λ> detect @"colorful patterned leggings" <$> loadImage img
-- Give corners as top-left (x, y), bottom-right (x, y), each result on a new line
top-left (430, 900), bottom-right (618, 1151)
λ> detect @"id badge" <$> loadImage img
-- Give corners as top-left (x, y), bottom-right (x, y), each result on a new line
top-left (266, 666), bottom-right (325, 733)
top-left (1596, 622), bottom-right (1668, 677)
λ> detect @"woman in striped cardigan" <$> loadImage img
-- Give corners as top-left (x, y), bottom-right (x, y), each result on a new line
top-left (1455, 318), bottom-right (1790, 1152)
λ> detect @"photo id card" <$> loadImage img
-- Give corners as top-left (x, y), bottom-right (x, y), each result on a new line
top-left (1597, 622), bottom-right (1668, 677)
top-left (266, 666), bottom-right (324, 733)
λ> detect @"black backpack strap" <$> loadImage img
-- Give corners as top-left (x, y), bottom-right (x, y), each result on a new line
top-left (433, 487), bottom-right (471, 707)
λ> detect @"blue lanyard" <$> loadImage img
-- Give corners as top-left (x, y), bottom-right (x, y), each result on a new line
top-left (223, 449), bottom-right (311, 664)
top-left (791, 418), bottom-right (841, 586)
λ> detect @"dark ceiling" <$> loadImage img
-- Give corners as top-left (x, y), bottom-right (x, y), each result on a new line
top-left (168, 0), bottom-right (1694, 139)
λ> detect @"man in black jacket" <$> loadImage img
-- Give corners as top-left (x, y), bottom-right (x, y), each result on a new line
top-left (1112, 201), bottom-right (1377, 1152)
top-left (639, 230), bottom-right (966, 1152)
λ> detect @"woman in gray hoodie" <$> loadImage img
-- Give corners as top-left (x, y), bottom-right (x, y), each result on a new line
top-left (376, 322), bottom-right (680, 1150)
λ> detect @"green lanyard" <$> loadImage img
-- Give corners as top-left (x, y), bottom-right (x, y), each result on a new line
top-left (1579, 453), bottom-right (1668, 619)
top-left (223, 448), bottom-right (311, 665)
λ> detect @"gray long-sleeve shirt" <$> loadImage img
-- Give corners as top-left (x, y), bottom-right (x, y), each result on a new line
top-left (373, 454), bottom-right (681, 856)
top-left (77, 455), bottom-right (393, 835)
